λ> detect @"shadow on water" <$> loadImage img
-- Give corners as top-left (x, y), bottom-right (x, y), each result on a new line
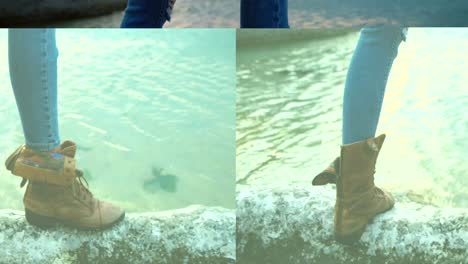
top-left (143, 166), bottom-right (179, 193)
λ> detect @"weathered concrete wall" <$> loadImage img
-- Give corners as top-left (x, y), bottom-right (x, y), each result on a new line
top-left (237, 184), bottom-right (468, 264)
top-left (0, 205), bottom-right (235, 264)
top-left (0, 0), bottom-right (126, 26)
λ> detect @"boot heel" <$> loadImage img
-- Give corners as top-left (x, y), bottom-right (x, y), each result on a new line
top-left (334, 228), bottom-right (365, 245)
top-left (25, 209), bottom-right (59, 229)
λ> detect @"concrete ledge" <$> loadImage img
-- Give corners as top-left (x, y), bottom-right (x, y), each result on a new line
top-left (236, 184), bottom-right (468, 264)
top-left (0, 0), bottom-right (126, 26)
top-left (0, 205), bottom-right (235, 264)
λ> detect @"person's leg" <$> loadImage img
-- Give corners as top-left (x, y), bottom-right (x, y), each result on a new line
top-left (121, 0), bottom-right (175, 28)
top-left (335, 27), bottom-right (405, 243)
top-left (8, 29), bottom-right (60, 152)
top-left (7, 29), bottom-right (124, 230)
top-left (240, 0), bottom-right (289, 28)
top-left (313, 27), bottom-right (406, 244)
top-left (342, 27), bottom-right (405, 144)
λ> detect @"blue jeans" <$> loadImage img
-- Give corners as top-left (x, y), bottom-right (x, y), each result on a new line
top-left (240, 0), bottom-right (289, 28)
top-left (8, 29), bottom-right (60, 152)
top-left (121, 0), bottom-right (173, 28)
top-left (342, 27), bottom-right (406, 144)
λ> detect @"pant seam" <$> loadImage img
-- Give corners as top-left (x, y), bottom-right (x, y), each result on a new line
top-left (37, 29), bottom-right (56, 151)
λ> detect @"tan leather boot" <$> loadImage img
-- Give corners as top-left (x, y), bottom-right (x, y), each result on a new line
top-left (312, 134), bottom-right (394, 244)
top-left (312, 157), bottom-right (339, 186)
top-left (5, 141), bottom-right (125, 230)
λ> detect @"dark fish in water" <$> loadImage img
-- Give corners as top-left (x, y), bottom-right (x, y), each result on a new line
top-left (143, 166), bottom-right (179, 193)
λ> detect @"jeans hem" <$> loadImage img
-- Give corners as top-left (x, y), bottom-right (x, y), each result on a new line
top-left (26, 140), bottom-right (60, 152)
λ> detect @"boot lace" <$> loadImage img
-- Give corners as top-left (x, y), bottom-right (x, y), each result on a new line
top-left (74, 169), bottom-right (94, 202)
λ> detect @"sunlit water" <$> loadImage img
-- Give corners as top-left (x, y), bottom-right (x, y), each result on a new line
top-left (237, 28), bottom-right (468, 208)
top-left (0, 29), bottom-right (235, 212)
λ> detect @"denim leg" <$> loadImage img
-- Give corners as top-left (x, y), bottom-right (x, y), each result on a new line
top-left (8, 29), bottom-right (60, 151)
top-left (121, 0), bottom-right (173, 28)
top-left (240, 0), bottom-right (289, 28)
top-left (342, 27), bottom-right (405, 145)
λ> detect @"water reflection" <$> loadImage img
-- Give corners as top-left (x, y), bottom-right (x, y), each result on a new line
top-left (237, 28), bottom-right (468, 208)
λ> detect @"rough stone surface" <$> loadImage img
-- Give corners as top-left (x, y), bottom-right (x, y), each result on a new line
top-left (237, 184), bottom-right (468, 264)
top-left (0, 205), bottom-right (235, 264)
top-left (0, 0), bottom-right (126, 26)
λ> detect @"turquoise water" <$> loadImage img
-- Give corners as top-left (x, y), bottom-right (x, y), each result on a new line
top-left (237, 28), bottom-right (468, 208)
top-left (0, 29), bottom-right (235, 212)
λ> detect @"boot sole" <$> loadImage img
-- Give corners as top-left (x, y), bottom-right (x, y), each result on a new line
top-left (334, 228), bottom-right (365, 245)
top-left (25, 209), bottom-right (125, 231)
top-left (334, 204), bottom-right (394, 245)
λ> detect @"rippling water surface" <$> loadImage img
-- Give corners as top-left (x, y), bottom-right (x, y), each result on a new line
top-left (237, 28), bottom-right (468, 208)
top-left (0, 29), bottom-right (235, 212)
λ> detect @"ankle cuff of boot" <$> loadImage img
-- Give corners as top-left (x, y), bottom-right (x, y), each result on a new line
top-left (5, 145), bottom-right (76, 186)
top-left (25, 141), bottom-right (60, 152)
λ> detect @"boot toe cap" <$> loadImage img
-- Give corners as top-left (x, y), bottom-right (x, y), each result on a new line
top-left (380, 188), bottom-right (395, 208)
top-left (98, 200), bottom-right (125, 227)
